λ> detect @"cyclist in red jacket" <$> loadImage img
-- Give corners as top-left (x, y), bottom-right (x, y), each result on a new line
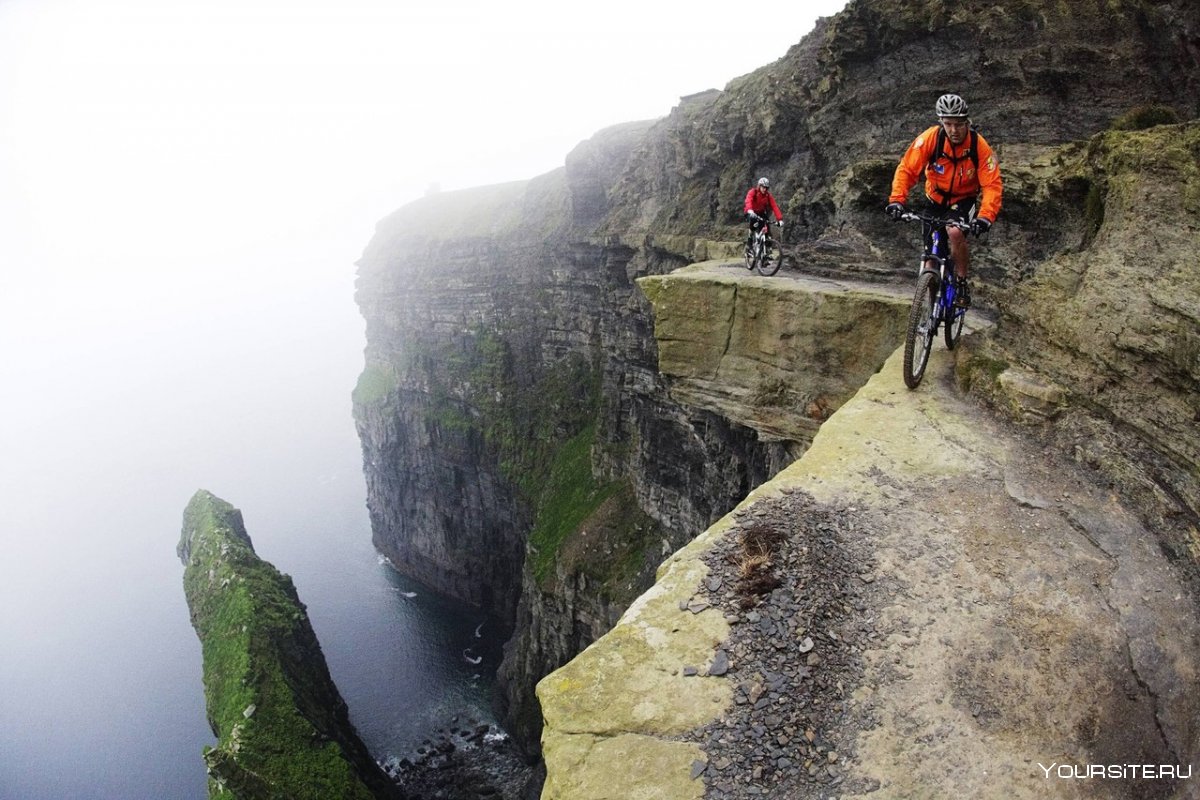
top-left (744, 177), bottom-right (783, 258)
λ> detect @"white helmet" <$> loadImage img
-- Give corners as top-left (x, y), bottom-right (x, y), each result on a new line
top-left (757, 177), bottom-right (770, 188)
top-left (935, 93), bottom-right (969, 118)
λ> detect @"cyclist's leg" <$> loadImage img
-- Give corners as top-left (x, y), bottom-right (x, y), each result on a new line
top-left (945, 200), bottom-right (975, 280)
top-left (919, 211), bottom-right (939, 275)
top-left (944, 200), bottom-right (976, 307)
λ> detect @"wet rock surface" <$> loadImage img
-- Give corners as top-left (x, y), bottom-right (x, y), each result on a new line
top-left (382, 720), bottom-right (538, 800)
top-left (683, 490), bottom-right (882, 799)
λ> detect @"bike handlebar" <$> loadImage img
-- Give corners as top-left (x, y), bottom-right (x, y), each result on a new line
top-left (899, 211), bottom-right (972, 232)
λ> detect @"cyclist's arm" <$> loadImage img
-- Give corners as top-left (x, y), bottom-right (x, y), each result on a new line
top-left (975, 135), bottom-right (1003, 223)
top-left (744, 188), bottom-right (757, 214)
top-left (889, 130), bottom-right (933, 204)
top-left (768, 193), bottom-right (783, 222)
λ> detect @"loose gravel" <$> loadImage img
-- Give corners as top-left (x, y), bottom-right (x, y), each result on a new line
top-left (682, 488), bottom-right (892, 799)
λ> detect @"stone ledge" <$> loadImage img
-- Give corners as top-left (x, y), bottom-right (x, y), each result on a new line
top-left (637, 264), bottom-right (911, 447)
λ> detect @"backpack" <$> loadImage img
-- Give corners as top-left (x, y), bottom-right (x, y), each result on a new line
top-left (926, 125), bottom-right (979, 203)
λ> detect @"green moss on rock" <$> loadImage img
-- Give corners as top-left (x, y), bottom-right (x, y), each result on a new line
top-left (528, 425), bottom-right (620, 584)
top-left (352, 363), bottom-right (398, 407)
top-left (527, 425), bottom-right (664, 600)
top-left (417, 326), bottom-right (602, 499)
top-left (1109, 104), bottom-right (1181, 132)
top-left (178, 490), bottom-right (398, 800)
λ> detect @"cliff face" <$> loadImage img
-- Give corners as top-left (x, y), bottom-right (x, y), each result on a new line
top-left (352, 0), bottom-right (1200, 762)
top-left (964, 122), bottom-right (1200, 553)
top-left (178, 490), bottom-right (399, 800)
top-left (600, 0), bottom-right (1200, 242)
top-left (353, 181), bottom-right (806, 746)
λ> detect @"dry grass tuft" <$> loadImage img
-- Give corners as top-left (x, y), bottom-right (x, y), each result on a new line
top-left (732, 522), bottom-right (786, 607)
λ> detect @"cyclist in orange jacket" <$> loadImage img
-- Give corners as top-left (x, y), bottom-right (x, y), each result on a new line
top-left (744, 177), bottom-right (783, 258)
top-left (886, 94), bottom-right (1003, 308)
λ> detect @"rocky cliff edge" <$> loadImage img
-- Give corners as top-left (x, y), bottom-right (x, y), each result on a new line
top-left (536, 121), bottom-right (1200, 797)
top-left (538, 338), bottom-right (1200, 799)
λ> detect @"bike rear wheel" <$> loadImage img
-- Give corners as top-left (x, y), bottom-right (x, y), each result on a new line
top-left (756, 240), bottom-right (780, 276)
top-left (903, 271), bottom-right (938, 389)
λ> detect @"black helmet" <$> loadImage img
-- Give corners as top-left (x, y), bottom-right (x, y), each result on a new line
top-left (935, 93), bottom-right (969, 118)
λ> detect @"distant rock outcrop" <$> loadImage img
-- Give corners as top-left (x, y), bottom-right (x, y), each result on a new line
top-left (178, 490), bottom-right (401, 800)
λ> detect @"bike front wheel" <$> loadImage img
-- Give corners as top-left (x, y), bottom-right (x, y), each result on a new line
top-left (944, 304), bottom-right (965, 350)
top-left (903, 271), bottom-right (938, 389)
top-left (756, 241), bottom-right (781, 276)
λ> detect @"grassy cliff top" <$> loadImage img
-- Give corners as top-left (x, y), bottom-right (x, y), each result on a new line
top-left (359, 169), bottom-right (572, 266)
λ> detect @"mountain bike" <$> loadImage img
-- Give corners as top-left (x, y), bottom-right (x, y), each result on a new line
top-left (744, 218), bottom-right (783, 276)
top-left (900, 212), bottom-right (972, 389)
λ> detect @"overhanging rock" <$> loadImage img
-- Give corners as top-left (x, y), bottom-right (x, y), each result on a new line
top-left (638, 262), bottom-right (910, 447)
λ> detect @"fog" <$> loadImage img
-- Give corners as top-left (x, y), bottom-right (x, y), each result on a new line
top-left (0, 0), bottom-right (846, 796)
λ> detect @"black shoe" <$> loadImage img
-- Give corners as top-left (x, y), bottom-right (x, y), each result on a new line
top-left (954, 279), bottom-right (971, 309)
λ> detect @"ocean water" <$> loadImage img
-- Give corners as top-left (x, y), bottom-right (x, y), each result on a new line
top-left (0, 265), bottom-right (502, 799)
top-left (0, 403), bottom-right (503, 800)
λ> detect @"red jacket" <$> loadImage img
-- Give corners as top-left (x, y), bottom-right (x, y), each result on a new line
top-left (744, 187), bottom-right (782, 221)
top-left (890, 125), bottom-right (1003, 222)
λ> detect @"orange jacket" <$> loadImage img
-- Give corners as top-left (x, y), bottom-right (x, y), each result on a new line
top-left (889, 125), bottom-right (1003, 222)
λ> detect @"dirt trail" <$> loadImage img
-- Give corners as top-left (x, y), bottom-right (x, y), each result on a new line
top-left (778, 344), bottom-right (1200, 799)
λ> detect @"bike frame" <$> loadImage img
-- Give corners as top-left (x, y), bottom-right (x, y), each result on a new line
top-left (751, 217), bottom-right (774, 246)
top-left (900, 212), bottom-right (971, 388)
top-left (915, 215), bottom-right (970, 330)
top-left (923, 223), bottom-right (964, 326)
top-left (746, 217), bottom-right (782, 276)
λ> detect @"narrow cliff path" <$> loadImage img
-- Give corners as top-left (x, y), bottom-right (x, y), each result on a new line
top-left (538, 339), bottom-right (1200, 799)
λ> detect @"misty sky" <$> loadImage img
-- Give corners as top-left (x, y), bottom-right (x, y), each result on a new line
top-left (0, 1), bottom-right (847, 794)
top-left (0, 0), bottom-right (850, 518)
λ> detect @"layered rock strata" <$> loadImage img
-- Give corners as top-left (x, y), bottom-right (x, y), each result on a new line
top-left (638, 264), bottom-right (911, 442)
top-left (178, 490), bottom-right (400, 800)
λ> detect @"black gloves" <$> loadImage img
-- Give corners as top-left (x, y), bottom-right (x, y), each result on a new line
top-left (885, 202), bottom-right (905, 221)
top-left (971, 217), bottom-right (992, 236)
